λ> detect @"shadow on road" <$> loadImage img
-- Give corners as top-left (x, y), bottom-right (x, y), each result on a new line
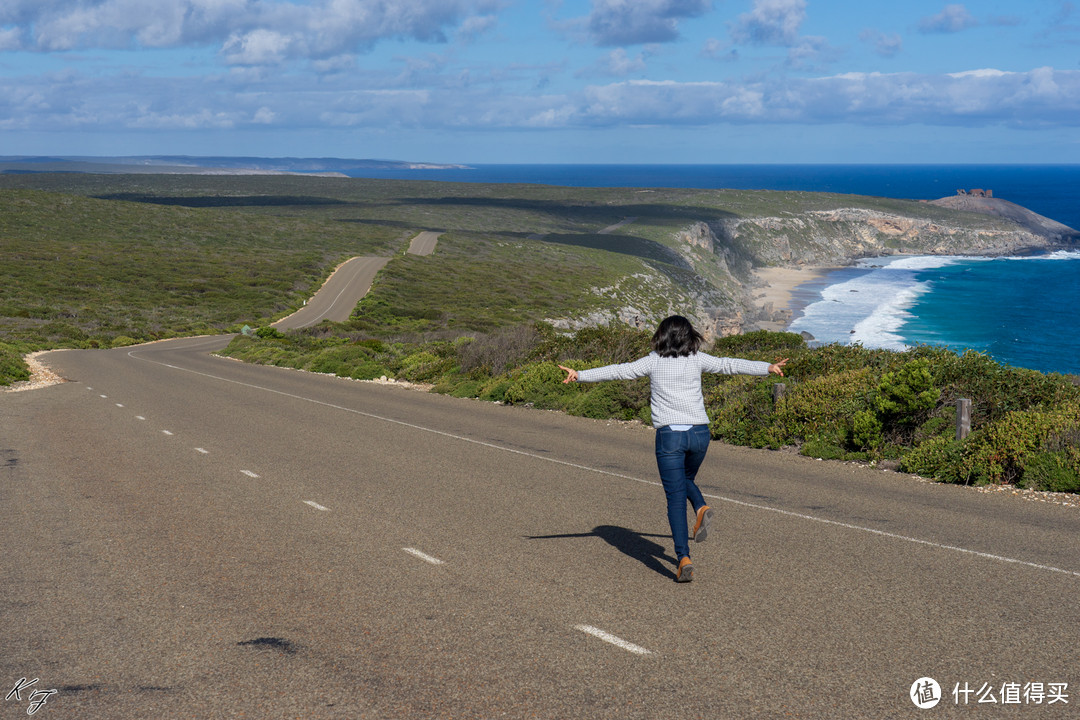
top-left (527, 525), bottom-right (676, 580)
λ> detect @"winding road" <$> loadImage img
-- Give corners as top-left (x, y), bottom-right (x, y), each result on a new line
top-left (3, 230), bottom-right (1080, 717)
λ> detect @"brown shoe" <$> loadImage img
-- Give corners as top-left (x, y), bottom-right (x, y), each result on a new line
top-left (676, 556), bottom-right (694, 582)
top-left (692, 505), bottom-right (714, 543)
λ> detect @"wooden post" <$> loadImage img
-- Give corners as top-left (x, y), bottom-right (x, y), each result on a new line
top-left (773, 383), bottom-right (786, 404)
top-left (956, 398), bottom-right (971, 441)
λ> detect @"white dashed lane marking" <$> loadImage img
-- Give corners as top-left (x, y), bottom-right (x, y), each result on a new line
top-left (136, 416), bottom-right (145, 421)
top-left (303, 500), bottom-right (330, 511)
top-left (574, 625), bottom-right (652, 655)
top-left (241, 470), bottom-right (259, 478)
top-left (403, 548), bottom-right (445, 565)
top-left (196, 448), bottom-right (209, 455)
top-left (162, 430), bottom-right (174, 436)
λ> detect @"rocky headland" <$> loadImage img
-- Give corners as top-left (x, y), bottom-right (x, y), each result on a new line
top-left (674, 195), bottom-right (1079, 338)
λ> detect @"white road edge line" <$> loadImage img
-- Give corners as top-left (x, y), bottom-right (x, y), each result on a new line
top-left (403, 547), bottom-right (445, 565)
top-left (574, 624), bottom-right (652, 655)
top-left (129, 345), bottom-right (1080, 580)
top-left (304, 500), bottom-right (330, 511)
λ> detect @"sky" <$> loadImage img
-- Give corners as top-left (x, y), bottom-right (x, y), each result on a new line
top-left (1, 0), bottom-right (1079, 164)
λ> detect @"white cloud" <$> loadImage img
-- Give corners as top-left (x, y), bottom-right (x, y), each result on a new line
top-left (918, 4), bottom-right (978, 34)
top-left (701, 37), bottom-right (738, 61)
top-left (253, 106), bottom-right (276, 124)
top-left (7, 0), bottom-right (502, 61)
top-left (576, 48), bottom-right (650, 78)
top-left (859, 28), bottom-right (902, 58)
top-left (223, 29), bottom-right (292, 66)
top-left (0, 26), bottom-right (22, 50)
top-left (729, 0), bottom-right (806, 47)
top-left (583, 0), bottom-right (713, 46)
top-left (457, 14), bottom-right (497, 41)
top-left (3, 64), bottom-right (1078, 134)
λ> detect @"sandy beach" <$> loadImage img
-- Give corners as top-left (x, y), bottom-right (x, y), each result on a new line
top-left (752, 265), bottom-right (841, 332)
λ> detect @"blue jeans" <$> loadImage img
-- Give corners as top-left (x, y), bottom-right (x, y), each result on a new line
top-left (654, 425), bottom-right (711, 562)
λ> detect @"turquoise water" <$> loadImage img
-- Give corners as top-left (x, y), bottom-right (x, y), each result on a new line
top-left (787, 252), bottom-right (1080, 375)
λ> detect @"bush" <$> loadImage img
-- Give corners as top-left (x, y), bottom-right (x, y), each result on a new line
top-left (1020, 451), bottom-right (1080, 493)
top-left (873, 358), bottom-right (939, 419)
top-left (900, 435), bottom-right (969, 483)
top-left (770, 367), bottom-right (874, 442)
top-left (457, 324), bottom-right (545, 374)
top-left (502, 362), bottom-right (578, 408)
top-left (713, 329), bottom-right (805, 357)
top-left (0, 342), bottom-right (30, 386)
top-left (567, 378), bottom-right (649, 421)
top-left (256, 326), bottom-right (285, 339)
top-left (397, 350), bottom-right (455, 383)
top-left (348, 361), bottom-right (388, 380)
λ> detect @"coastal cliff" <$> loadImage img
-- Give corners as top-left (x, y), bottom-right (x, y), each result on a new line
top-left (716, 201), bottom-right (1077, 267)
top-left (676, 196), bottom-right (1079, 337)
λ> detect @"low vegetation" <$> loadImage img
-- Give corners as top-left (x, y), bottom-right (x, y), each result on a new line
top-left (3, 174), bottom-right (1078, 495)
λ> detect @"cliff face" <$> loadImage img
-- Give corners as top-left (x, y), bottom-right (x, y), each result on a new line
top-left (715, 205), bottom-right (1076, 268)
top-left (688, 199), bottom-right (1078, 337)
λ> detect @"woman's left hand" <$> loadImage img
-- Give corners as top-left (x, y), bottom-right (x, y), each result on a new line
top-left (769, 358), bottom-right (789, 376)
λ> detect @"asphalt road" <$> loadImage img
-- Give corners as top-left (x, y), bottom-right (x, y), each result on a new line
top-left (270, 231), bottom-right (439, 330)
top-left (272, 257), bottom-right (390, 329)
top-left (406, 232), bottom-right (441, 257)
top-left (3, 336), bottom-right (1080, 719)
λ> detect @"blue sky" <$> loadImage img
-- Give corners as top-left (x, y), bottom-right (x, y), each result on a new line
top-left (1, 0), bottom-right (1078, 164)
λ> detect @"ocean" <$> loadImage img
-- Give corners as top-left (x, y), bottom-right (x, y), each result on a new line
top-left (340, 164), bottom-right (1080, 375)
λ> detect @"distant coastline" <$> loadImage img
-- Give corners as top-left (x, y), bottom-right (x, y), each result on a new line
top-left (0, 155), bottom-right (470, 176)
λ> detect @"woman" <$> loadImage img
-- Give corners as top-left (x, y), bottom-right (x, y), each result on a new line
top-left (560, 316), bottom-right (787, 582)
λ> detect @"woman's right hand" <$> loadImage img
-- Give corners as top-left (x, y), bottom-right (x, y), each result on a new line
top-left (558, 365), bottom-right (578, 383)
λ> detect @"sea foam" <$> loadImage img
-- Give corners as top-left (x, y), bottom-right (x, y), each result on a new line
top-left (788, 256), bottom-right (960, 350)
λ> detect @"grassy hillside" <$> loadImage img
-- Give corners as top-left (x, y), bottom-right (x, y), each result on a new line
top-left (0, 188), bottom-right (400, 351)
top-left (0, 172), bottom-right (1054, 382)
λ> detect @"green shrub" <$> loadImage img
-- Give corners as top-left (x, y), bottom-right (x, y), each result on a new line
top-left (961, 405), bottom-right (1080, 485)
top-left (800, 433), bottom-right (849, 460)
top-left (256, 326), bottom-right (285, 339)
top-left (348, 361), bottom-right (388, 380)
top-left (0, 342), bottom-right (30, 386)
top-left (397, 350), bottom-right (455, 383)
top-left (713, 329), bottom-right (805, 357)
top-left (771, 367), bottom-right (874, 442)
top-left (1019, 451), bottom-right (1080, 493)
top-left (872, 358), bottom-right (940, 425)
top-left (708, 377), bottom-right (781, 447)
top-left (479, 378), bottom-right (513, 403)
top-left (900, 435), bottom-right (968, 483)
top-left (502, 362), bottom-right (578, 408)
top-left (110, 335), bottom-right (140, 348)
top-left (852, 409), bottom-right (884, 452)
top-left (568, 379), bottom-right (649, 421)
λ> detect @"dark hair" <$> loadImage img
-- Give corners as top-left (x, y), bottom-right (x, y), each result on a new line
top-left (651, 315), bottom-right (704, 358)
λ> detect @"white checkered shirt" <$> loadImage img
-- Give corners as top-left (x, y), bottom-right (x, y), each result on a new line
top-left (576, 351), bottom-right (771, 428)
